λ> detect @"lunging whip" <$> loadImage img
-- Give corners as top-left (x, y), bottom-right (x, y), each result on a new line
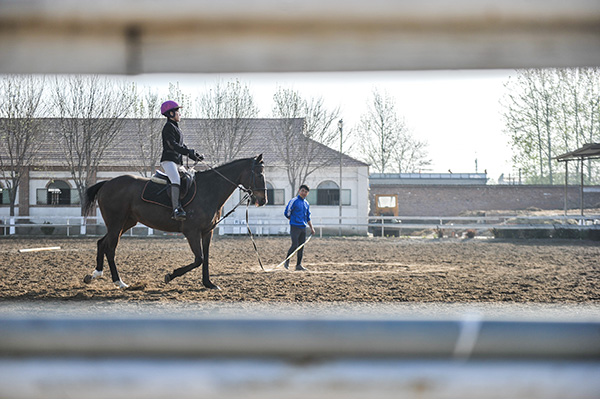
top-left (269, 234), bottom-right (313, 271)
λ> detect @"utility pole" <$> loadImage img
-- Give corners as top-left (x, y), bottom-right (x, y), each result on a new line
top-left (338, 119), bottom-right (343, 236)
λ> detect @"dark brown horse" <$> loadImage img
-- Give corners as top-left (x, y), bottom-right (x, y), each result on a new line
top-left (82, 154), bottom-right (267, 290)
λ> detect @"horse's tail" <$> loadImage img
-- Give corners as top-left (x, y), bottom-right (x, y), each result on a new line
top-left (83, 181), bottom-right (107, 216)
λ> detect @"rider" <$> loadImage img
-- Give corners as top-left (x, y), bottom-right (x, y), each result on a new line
top-left (160, 100), bottom-right (203, 221)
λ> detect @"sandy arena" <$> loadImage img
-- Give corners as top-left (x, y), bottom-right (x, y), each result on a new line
top-left (0, 235), bottom-right (599, 304)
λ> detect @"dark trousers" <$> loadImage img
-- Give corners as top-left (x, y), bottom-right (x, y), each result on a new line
top-left (287, 225), bottom-right (307, 266)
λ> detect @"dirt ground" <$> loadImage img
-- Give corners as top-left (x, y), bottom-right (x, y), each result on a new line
top-left (0, 235), bottom-right (599, 304)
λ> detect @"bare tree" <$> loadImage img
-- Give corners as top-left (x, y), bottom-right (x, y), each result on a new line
top-left (271, 87), bottom-right (340, 193)
top-left (357, 89), bottom-right (428, 173)
top-left (167, 82), bottom-right (191, 116)
top-left (502, 68), bottom-right (600, 185)
top-left (50, 75), bottom-right (135, 214)
top-left (556, 68), bottom-right (600, 184)
top-left (131, 86), bottom-right (163, 176)
top-left (578, 68), bottom-right (600, 183)
top-left (503, 69), bottom-right (566, 185)
top-left (0, 75), bottom-right (46, 216)
top-left (195, 79), bottom-right (259, 164)
top-left (392, 133), bottom-right (431, 173)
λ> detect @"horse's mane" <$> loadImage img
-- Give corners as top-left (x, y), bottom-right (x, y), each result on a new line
top-left (197, 156), bottom-right (259, 177)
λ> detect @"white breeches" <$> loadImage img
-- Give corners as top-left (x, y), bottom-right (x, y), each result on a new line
top-left (161, 161), bottom-right (185, 186)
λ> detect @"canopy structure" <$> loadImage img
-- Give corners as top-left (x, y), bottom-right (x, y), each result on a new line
top-left (555, 143), bottom-right (600, 162)
top-left (554, 143), bottom-right (600, 216)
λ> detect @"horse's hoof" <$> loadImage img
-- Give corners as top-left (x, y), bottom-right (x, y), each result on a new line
top-left (164, 273), bottom-right (171, 284)
top-left (83, 274), bottom-right (92, 284)
top-left (204, 282), bottom-right (221, 290)
top-left (114, 280), bottom-right (129, 289)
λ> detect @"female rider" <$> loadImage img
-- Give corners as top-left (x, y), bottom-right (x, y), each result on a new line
top-left (160, 100), bottom-right (203, 221)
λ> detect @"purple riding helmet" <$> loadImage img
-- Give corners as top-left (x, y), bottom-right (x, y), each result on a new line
top-left (160, 100), bottom-right (182, 116)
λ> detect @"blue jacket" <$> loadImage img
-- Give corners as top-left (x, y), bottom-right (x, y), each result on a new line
top-left (284, 195), bottom-right (311, 227)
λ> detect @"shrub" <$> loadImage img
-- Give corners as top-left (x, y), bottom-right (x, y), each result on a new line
top-left (554, 228), bottom-right (600, 241)
top-left (40, 221), bottom-right (55, 235)
top-left (491, 228), bottom-right (551, 239)
top-left (553, 228), bottom-right (581, 239)
top-left (492, 227), bottom-right (599, 240)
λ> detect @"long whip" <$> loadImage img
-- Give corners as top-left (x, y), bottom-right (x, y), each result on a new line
top-left (268, 234), bottom-right (313, 271)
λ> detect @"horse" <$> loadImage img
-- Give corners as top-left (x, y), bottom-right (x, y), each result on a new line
top-left (82, 154), bottom-right (267, 290)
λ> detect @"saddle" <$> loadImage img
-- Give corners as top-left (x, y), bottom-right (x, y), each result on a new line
top-left (141, 170), bottom-right (197, 209)
top-left (150, 169), bottom-right (195, 196)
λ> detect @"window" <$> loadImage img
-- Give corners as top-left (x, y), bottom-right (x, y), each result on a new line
top-left (36, 180), bottom-right (79, 205)
top-left (0, 186), bottom-right (10, 205)
top-left (266, 182), bottom-right (284, 206)
top-left (244, 182), bottom-right (284, 206)
top-left (307, 181), bottom-right (351, 206)
top-left (377, 195), bottom-right (397, 208)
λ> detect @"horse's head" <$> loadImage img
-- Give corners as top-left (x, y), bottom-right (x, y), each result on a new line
top-left (243, 154), bottom-right (268, 206)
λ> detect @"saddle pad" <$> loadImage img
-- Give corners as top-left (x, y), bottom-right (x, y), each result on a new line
top-left (141, 180), bottom-right (197, 209)
top-left (150, 176), bottom-right (168, 185)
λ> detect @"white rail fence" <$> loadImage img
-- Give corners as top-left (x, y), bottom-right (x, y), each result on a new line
top-left (1, 214), bottom-right (600, 237)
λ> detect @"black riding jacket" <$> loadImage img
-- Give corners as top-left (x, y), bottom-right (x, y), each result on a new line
top-left (160, 119), bottom-right (189, 165)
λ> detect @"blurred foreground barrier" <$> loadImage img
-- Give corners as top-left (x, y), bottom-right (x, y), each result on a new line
top-left (1, 317), bottom-right (599, 398)
top-left (1, 0), bottom-right (599, 73)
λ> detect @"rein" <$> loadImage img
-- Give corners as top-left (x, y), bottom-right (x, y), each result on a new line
top-left (213, 191), bottom-right (250, 226)
top-left (198, 160), bottom-right (253, 195)
top-left (244, 198), bottom-right (265, 271)
top-left (197, 159), bottom-right (254, 227)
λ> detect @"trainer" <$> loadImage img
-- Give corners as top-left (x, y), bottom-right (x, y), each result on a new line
top-left (283, 184), bottom-right (316, 271)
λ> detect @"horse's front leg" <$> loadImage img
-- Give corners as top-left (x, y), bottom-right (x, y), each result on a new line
top-left (201, 230), bottom-right (220, 290)
top-left (83, 235), bottom-right (107, 284)
top-left (84, 231), bottom-right (128, 288)
top-left (164, 231), bottom-right (205, 284)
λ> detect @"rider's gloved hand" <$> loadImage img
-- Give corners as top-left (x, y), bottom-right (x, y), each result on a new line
top-left (188, 149), bottom-right (203, 162)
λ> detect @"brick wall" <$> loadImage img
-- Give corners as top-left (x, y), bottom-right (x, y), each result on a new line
top-left (370, 185), bottom-right (600, 216)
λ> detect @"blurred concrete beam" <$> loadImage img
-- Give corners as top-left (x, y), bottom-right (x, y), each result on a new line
top-left (1, 0), bottom-right (599, 74)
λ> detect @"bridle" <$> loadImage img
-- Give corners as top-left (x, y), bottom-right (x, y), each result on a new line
top-left (245, 157), bottom-right (267, 196)
top-left (196, 157), bottom-right (267, 270)
top-left (199, 158), bottom-right (266, 196)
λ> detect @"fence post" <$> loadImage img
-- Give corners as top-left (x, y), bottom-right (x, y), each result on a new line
top-left (80, 217), bottom-right (86, 236)
top-left (9, 217), bottom-right (15, 235)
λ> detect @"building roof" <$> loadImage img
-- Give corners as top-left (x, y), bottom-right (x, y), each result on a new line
top-left (370, 172), bottom-right (488, 186)
top-left (555, 143), bottom-right (600, 162)
top-left (4, 118), bottom-right (367, 169)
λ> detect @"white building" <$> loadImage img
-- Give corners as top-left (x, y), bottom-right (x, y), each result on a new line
top-left (0, 118), bottom-right (370, 235)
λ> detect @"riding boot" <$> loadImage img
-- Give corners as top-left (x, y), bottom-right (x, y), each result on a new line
top-left (170, 184), bottom-right (186, 221)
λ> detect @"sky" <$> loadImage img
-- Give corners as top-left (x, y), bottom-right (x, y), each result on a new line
top-left (130, 69), bottom-right (516, 182)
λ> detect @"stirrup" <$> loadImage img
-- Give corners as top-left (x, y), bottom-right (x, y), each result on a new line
top-left (172, 207), bottom-right (187, 221)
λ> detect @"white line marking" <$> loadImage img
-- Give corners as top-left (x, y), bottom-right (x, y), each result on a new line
top-left (18, 246), bottom-right (61, 253)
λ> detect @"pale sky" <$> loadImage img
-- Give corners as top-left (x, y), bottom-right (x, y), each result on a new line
top-left (130, 69), bottom-right (516, 182)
